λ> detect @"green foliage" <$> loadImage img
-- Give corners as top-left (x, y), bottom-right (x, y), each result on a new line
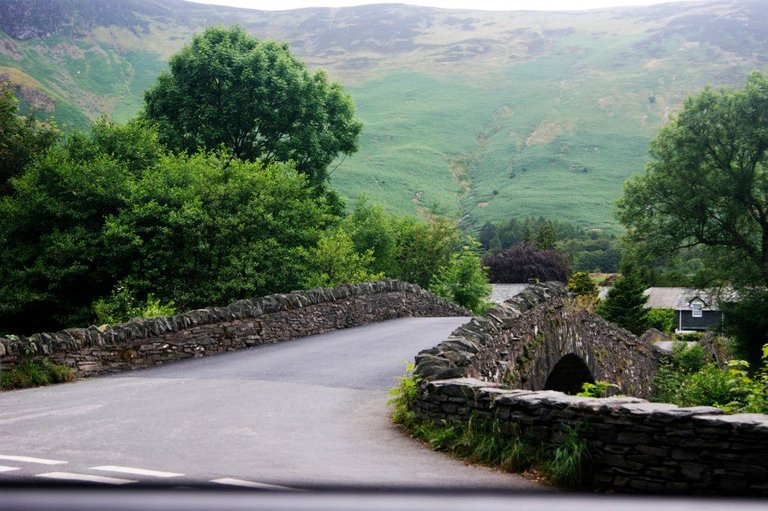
top-left (0, 116), bottom-right (333, 333)
top-left (0, 119), bottom-right (158, 332)
top-left (568, 238), bottom-right (622, 274)
top-left (0, 85), bottom-right (59, 196)
top-left (652, 342), bottom-right (768, 413)
top-left (498, 429), bottom-right (540, 474)
top-left (429, 242), bottom-right (491, 313)
top-left (92, 286), bottom-right (135, 325)
top-left (341, 196), bottom-right (398, 276)
top-left (106, 153), bottom-right (332, 310)
top-left (721, 288), bottom-right (768, 370)
top-left (65, 117), bottom-right (162, 174)
top-left (0, 341), bottom-right (74, 390)
top-left (567, 272), bottom-right (598, 298)
top-left (620, 245), bottom-right (703, 288)
top-left (618, 71), bottom-right (768, 288)
top-left (387, 362), bottom-right (421, 427)
top-left (93, 285), bottom-right (176, 325)
top-left (542, 423), bottom-right (592, 489)
top-left (646, 308), bottom-right (675, 334)
top-left (389, 214), bottom-right (462, 289)
top-left (477, 217), bottom-right (620, 273)
top-left (301, 228), bottom-right (383, 289)
top-left (388, 366), bottom-right (592, 488)
top-left (535, 221), bottom-right (556, 251)
top-left (673, 331), bottom-right (705, 343)
top-left (676, 364), bottom-right (735, 408)
top-left (597, 273), bottom-right (649, 335)
top-left (577, 380), bottom-right (619, 398)
top-left (0, 359), bottom-right (48, 389)
top-left (143, 26), bottom-right (362, 191)
top-left (670, 342), bottom-right (708, 373)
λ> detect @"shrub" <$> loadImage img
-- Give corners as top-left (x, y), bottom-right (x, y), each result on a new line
top-left (674, 331), bottom-right (704, 343)
top-left (577, 381), bottom-right (619, 398)
top-left (567, 272), bottom-right (598, 298)
top-left (652, 342), bottom-right (768, 413)
top-left (674, 363), bottom-right (734, 408)
top-left (646, 308), bottom-right (675, 334)
top-left (301, 228), bottom-right (383, 289)
top-left (429, 242), bottom-right (491, 314)
top-left (652, 342), bottom-right (707, 403)
top-left (94, 286), bottom-right (176, 325)
top-left (1, 357), bottom-right (75, 390)
top-left (387, 363), bottom-right (421, 427)
top-left (483, 244), bottom-right (570, 283)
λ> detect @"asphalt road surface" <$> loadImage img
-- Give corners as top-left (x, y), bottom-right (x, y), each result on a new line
top-left (0, 317), bottom-right (541, 490)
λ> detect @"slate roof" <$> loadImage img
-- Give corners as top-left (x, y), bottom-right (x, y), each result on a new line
top-left (643, 287), bottom-right (723, 311)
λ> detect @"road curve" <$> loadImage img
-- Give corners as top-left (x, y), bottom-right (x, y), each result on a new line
top-left (0, 317), bottom-right (541, 489)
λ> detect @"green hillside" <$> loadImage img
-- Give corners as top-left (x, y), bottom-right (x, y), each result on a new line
top-left (2, 0), bottom-right (767, 230)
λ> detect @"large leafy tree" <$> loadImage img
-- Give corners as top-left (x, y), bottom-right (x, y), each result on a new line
top-left (143, 26), bottom-right (362, 192)
top-left (107, 154), bottom-right (332, 309)
top-left (0, 118), bottom-right (333, 334)
top-left (0, 85), bottom-right (58, 196)
top-left (618, 72), bottom-right (768, 287)
top-left (483, 244), bottom-right (571, 283)
top-left (0, 119), bottom-right (159, 332)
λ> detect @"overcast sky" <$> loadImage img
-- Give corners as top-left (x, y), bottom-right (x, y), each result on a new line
top-left (186, 0), bottom-right (700, 11)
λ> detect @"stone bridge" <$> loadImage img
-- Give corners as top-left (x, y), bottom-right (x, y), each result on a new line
top-left (0, 280), bottom-right (469, 378)
top-left (414, 282), bottom-right (658, 398)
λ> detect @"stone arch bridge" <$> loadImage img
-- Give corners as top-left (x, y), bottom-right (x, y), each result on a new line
top-left (414, 282), bottom-right (658, 398)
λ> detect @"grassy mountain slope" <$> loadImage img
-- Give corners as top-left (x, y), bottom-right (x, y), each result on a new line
top-left (1, 0), bottom-right (766, 230)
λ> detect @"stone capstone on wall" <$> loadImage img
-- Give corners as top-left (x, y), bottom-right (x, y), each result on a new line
top-left (0, 280), bottom-right (470, 378)
top-left (415, 378), bottom-right (768, 495)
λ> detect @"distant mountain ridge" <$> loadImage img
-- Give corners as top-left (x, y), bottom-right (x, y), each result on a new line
top-left (1, 0), bottom-right (767, 229)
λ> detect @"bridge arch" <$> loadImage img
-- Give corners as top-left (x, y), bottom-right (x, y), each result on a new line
top-left (429, 282), bottom-right (661, 398)
top-left (543, 353), bottom-right (594, 395)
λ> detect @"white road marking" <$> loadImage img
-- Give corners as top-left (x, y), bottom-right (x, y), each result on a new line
top-left (0, 404), bottom-right (103, 425)
top-left (0, 454), bottom-right (66, 465)
top-left (91, 465), bottom-right (183, 478)
top-left (210, 477), bottom-right (295, 490)
top-left (0, 465), bottom-right (20, 472)
top-left (37, 472), bottom-right (136, 485)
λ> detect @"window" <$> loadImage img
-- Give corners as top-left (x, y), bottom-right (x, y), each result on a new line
top-left (691, 302), bottom-right (703, 318)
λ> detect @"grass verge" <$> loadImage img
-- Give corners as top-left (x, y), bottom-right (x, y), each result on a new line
top-left (1, 358), bottom-right (75, 390)
top-left (388, 365), bottom-right (592, 489)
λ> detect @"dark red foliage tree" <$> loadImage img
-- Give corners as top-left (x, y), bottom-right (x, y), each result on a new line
top-left (483, 244), bottom-right (571, 283)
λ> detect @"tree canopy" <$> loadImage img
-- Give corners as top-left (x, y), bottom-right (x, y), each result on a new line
top-left (597, 273), bottom-right (649, 335)
top-left (618, 72), bottom-right (768, 287)
top-left (0, 84), bottom-right (58, 196)
top-left (143, 26), bottom-right (362, 192)
top-left (0, 117), bottom-right (333, 334)
top-left (483, 244), bottom-right (570, 283)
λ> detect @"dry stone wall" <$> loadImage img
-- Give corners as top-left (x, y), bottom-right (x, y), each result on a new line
top-left (415, 378), bottom-right (768, 495)
top-left (411, 282), bottom-right (768, 495)
top-left (414, 282), bottom-right (658, 398)
top-left (0, 280), bottom-right (469, 378)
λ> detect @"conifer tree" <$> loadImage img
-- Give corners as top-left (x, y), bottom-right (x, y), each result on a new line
top-left (597, 273), bottom-right (649, 335)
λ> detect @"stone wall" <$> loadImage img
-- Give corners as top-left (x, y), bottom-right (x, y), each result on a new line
top-left (414, 282), bottom-right (658, 398)
top-left (415, 378), bottom-right (768, 495)
top-left (0, 280), bottom-right (469, 378)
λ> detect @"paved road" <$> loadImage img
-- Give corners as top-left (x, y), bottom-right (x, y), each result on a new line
top-left (0, 317), bottom-right (540, 490)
